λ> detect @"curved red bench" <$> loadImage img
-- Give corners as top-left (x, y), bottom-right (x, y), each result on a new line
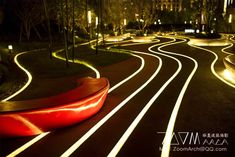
top-left (0, 77), bottom-right (109, 138)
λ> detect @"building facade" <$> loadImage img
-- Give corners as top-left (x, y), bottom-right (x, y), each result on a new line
top-left (225, 0), bottom-right (235, 32)
top-left (155, 0), bottom-right (184, 11)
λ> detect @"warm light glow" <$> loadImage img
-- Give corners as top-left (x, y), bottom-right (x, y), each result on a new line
top-left (224, 0), bottom-right (228, 13)
top-left (124, 19), bottom-right (127, 26)
top-left (9, 115), bottom-right (43, 134)
top-left (189, 42), bottom-right (235, 88)
top-left (61, 51), bottom-right (162, 157)
top-left (0, 78), bottom-right (109, 137)
top-left (132, 36), bottom-right (155, 43)
top-left (52, 50), bottom-right (100, 79)
top-left (6, 132), bottom-right (50, 157)
top-left (156, 37), bottom-right (198, 157)
top-left (96, 16), bottom-right (98, 26)
top-left (108, 39), bottom-right (182, 157)
top-left (88, 11), bottom-right (91, 24)
top-left (229, 14), bottom-right (232, 23)
top-left (223, 69), bottom-right (234, 81)
top-left (6, 43), bottom-right (146, 156)
top-left (188, 39), bottom-right (231, 47)
top-left (107, 37), bottom-right (198, 157)
top-left (185, 29), bottom-right (194, 33)
top-left (1, 51), bottom-right (33, 102)
top-left (108, 54), bottom-right (144, 93)
top-left (201, 14), bottom-right (204, 24)
top-left (8, 45), bottom-right (13, 50)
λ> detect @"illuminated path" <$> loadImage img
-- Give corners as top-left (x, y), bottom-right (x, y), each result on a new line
top-left (1, 50), bottom-right (35, 101)
top-left (2, 36), bottom-right (235, 157)
top-left (1, 41), bottom-right (146, 156)
top-left (0, 38), bottom-right (171, 156)
top-left (1, 38), bottom-right (165, 156)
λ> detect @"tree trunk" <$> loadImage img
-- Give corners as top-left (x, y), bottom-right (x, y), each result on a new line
top-left (43, 0), bottom-right (53, 59)
top-left (72, 0), bottom-right (75, 62)
top-left (33, 25), bottom-right (42, 40)
top-left (19, 23), bottom-right (23, 42)
top-left (65, 0), bottom-right (69, 67)
top-left (25, 22), bottom-right (31, 41)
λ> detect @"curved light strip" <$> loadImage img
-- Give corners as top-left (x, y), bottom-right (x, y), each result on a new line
top-left (107, 38), bottom-right (184, 157)
top-left (160, 38), bottom-right (198, 157)
top-left (5, 43), bottom-right (100, 157)
top-left (121, 39), bottom-right (160, 47)
top-left (52, 51), bottom-right (100, 79)
top-left (221, 43), bottom-right (234, 55)
top-left (230, 35), bottom-right (235, 42)
top-left (108, 54), bottom-right (144, 93)
top-left (108, 37), bottom-right (198, 157)
top-left (6, 115), bottom-right (43, 135)
top-left (1, 52), bottom-right (33, 102)
top-left (189, 43), bottom-right (235, 88)
top-left (61, 51), bottom-right (162, 157)
top-left (6, 45), bottom-right (145, 157)
top-left (6, 132), bottom-right (50, 157)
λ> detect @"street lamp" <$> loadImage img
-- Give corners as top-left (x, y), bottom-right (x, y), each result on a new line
top-left (88, 11), bottom-right (92, 41)
top-left (228, 14), bottom-right (232, 33)
top-left (158, 19), bottom-right (161, 23)
top-left (8, 45), bottom-right (13, 53)
top-left (96, 16), bottom-right (98, 27)
top-left (124, 19), bottom-right (127, 26)
top-left (88, 11), bottom-right (92, 24)
top-left (229, 14), bottom-right (232, 24)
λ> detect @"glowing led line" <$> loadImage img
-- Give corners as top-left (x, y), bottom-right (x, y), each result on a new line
top-left (108, 39), bottom-right (185, 157)
top-left (28, 91), bottom-right (107, 114)
top-left (223, 69), bottom-right (235, 82)
top-left (61, 52), bottom-right (162, 157)
top-left (108, 37), bottom-right (197, 157)
top-left (230, 35), bottom-right (235, 42)
top-left (9, 115), bottom-right (43, 134)
top-left (121, 37), bottom-right (175, 47)
top-left (222, 42), bottom-right (234, 55)
top-left (52, 51), bottom-right (100, 78)
top-left (6, 132), bottom-right (49, 157)
top-left (221, 35), bottom-right (234, 55)
top-left (108, 54), bottom-right (144, 93)
top-left (5, 43), bottom-right (99, 156)
top-left (6, 44), bottom-right (145, 157)
top-left (121, 40), bottom-right (160, 47)
top-left (1, 51), bottom-right (33, 102)
top-left (189, 43), bottom-right (235, 88)
top-left (160, 38), bottom-right (198, 157)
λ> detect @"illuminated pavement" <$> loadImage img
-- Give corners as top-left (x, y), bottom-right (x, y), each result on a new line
top-left (1, 36), bottom-right (235, 157)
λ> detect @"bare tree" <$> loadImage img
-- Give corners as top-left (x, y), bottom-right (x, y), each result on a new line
top-left (9, 0), bottom-right (44, 41)
top-left (54, 0), bottom-right (87, 36)
top-left (203, 0), bottom-right (218, 33)
top-left (131, 0), bottom-right (156, 33)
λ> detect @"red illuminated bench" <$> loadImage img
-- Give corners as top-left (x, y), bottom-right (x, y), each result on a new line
top-left (0, 77), bottom-right (109, 137)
